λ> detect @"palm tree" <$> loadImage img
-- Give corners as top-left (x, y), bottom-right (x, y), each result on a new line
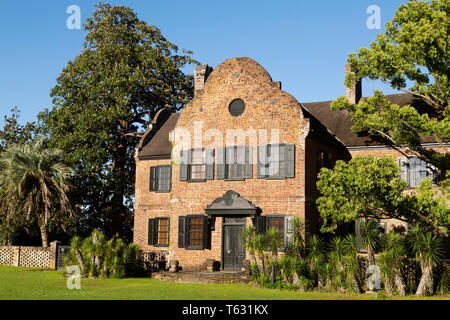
top-left (254, 233), bottom-right (267, 274)
top-left (408, 225), bottom-right (444, 296)
top-left (266, 227), bottom-right (283, 285)
top-left (380, 232), bottom-right (406, 296)
top-left (361, 220), bottom-right (381, 266)
top-left (0, 139), bottom-right (74, 247)
top-left (242, 226), bottom-right (257, 266)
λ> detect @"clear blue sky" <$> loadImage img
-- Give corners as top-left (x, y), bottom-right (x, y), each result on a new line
top-left (0, 0), bottom-right (408, 126)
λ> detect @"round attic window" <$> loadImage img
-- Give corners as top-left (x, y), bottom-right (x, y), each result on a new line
top-left (229, 99), bottom-right (245, 116)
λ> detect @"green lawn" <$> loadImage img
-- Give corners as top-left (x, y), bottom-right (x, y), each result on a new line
top-left (0, 266), bottom-right (448, 300)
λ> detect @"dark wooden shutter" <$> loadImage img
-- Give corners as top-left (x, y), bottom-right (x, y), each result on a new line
top-left (178, 216), bottom-right (186, 248)
top-left (255, 216), bottom-right (267, 234)
top-left (202, 216), bottom-right (209, 250)
top-left (205, 149), bottom-right (215, 180)
top-left (148, 219), bottom-right (157, 245)
top-left (244, 146), bottom-right (253, 179)
top-left (149, 167), bottom-right (157, 191)
top-left (285, 216), bottom-right (294, 246)
top-left (257, 145), bottom-right (267, 179)
top-left (217, 148), bottom-right (226, 179)
top-left (285, 144), bottom-right (295, 178)
top-left (180, 150), bottom-right (189, 181)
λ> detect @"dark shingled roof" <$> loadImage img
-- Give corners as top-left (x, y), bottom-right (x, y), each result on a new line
top-left (302, 93), bottom-right (437, 147)
top-left (138, 113), bottom-right (179, 159)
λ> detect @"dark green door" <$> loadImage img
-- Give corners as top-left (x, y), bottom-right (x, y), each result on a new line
top-left (223, 218), bottom-right (246, 271)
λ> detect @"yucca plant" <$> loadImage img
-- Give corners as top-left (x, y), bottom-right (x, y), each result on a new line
top-left (65, 230), bottom-right (142, 278)
top-left (380, 232), bottom-right (406, 295)
top-left (291, 217), bottom-right (306, 259)
top-left (242, 226), bottom-right (257, 266)
top-left (342, 234), bottom-right (363, 293)
top-left (278, 254), bottom-right (294, 285)
top-left (266, 227), bottom-right (283, 285)
top-left (408, 226), bottom-right (445, 296)
top-left (306, 235), bottom-right (326, 287)
top-left (361, 220), bottom-right (381, 266)
top-left (254, 233), bottom-right (267, 275)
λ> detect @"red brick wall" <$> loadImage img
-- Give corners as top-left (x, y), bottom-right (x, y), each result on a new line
top-left (134, 58), bottom-right (312, 270)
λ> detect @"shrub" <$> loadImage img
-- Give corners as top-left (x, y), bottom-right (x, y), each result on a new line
top-left (64, 229), bottom-right (143, 278)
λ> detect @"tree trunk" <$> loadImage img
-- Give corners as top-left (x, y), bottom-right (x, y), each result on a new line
top-left (367, 247), bottom-right (375, 266)
top-left (350, 275), bottom-right (362, 293)
top-left (384, 279), bottom-right (393, 296)
top-left (75, 249), bottom-right (85, 273)
top-left (416, 264), bottom-right (433, 296)
top-left (109, 126), bottom-right (129, 238)
top-left (258, 253), bottom-right (265, 275)
top-left (394, 269), bottom-right (406, 296)
top-left (39, 222), bottom-right (49, 248)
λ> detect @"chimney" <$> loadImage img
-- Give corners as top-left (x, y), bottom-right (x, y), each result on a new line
top-left (194, 64), bottom-right (213, 97)
top-left (345, 64), bottom-right (362, 104)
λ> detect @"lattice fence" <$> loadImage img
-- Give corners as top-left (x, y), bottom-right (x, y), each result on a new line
top-left (19, 247), bottom-right (52, 268)
top-left (142, 250), bottom-right (169, 271)
top-left (0, 242), bottom-right (60, 269)
top-left (0, 246), bottom-right (16, 266)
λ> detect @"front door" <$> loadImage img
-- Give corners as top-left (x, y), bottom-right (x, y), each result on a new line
top-left (222, 217), bottom-right (246, 271)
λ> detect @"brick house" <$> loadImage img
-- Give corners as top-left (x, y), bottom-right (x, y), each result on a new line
top-left (133, 57), bottom-right (443, 270)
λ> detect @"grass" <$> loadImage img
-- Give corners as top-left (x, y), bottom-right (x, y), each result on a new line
top-left (0, 266), bottom-right (448, 300)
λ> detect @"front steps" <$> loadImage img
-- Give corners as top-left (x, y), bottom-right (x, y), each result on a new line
top-left (152, 270), bottom-right (250, 285)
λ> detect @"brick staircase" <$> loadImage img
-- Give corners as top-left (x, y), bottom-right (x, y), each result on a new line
top-left (152, 270), bottom-right (250, 284)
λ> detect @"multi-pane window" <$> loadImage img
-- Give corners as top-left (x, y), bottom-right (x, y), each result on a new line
top-left (190, 149), bottom-right (206, 180)
top-left (267, 145), bottom-right (286, 178)
top-left (399, 156), bottom-right (437, 188)
top-left (257, 144), bottom-right (295, 180)
top-left (187, 216), bottom-right (205, 249)
top-left (148, 218), bottom-right (170, 247)
top-left (149, 166), bottom-right (172, 192)
top-left (255, 215), bottom-right (291, 250)
top-left (157, 218), bottom-right (170, 246)
top-left (267, 216), bottom-right (285, 234)
top-left (226, 146), bottom-right (244, 179)
top-left (179, 149), bottom-right (214, 182)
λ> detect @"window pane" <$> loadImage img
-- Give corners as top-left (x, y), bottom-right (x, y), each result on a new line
top-left (192, 149), bottom-right (204, 164)
top-left (188, 217), bottom-right (204, 247)
top-left (157, 219), bottom-right (169, 246)
top-left (191, 164), bottom-right (206, 180)
top-left (156, 167), bottom-right (171, 191)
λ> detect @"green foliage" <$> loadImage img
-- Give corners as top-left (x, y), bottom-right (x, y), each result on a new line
top-left (64, 229), bottom-right (143, 278)
top-left (0, 138), bottom-right (74, 247)
top-left (317, 155), bottom-right (406, 233)
top-left (316, 155), bottom-right (449, 236)
top-left (40, 2), bottom-right (198, 239)
top-left (331, 0), bottom-right (449, 177)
